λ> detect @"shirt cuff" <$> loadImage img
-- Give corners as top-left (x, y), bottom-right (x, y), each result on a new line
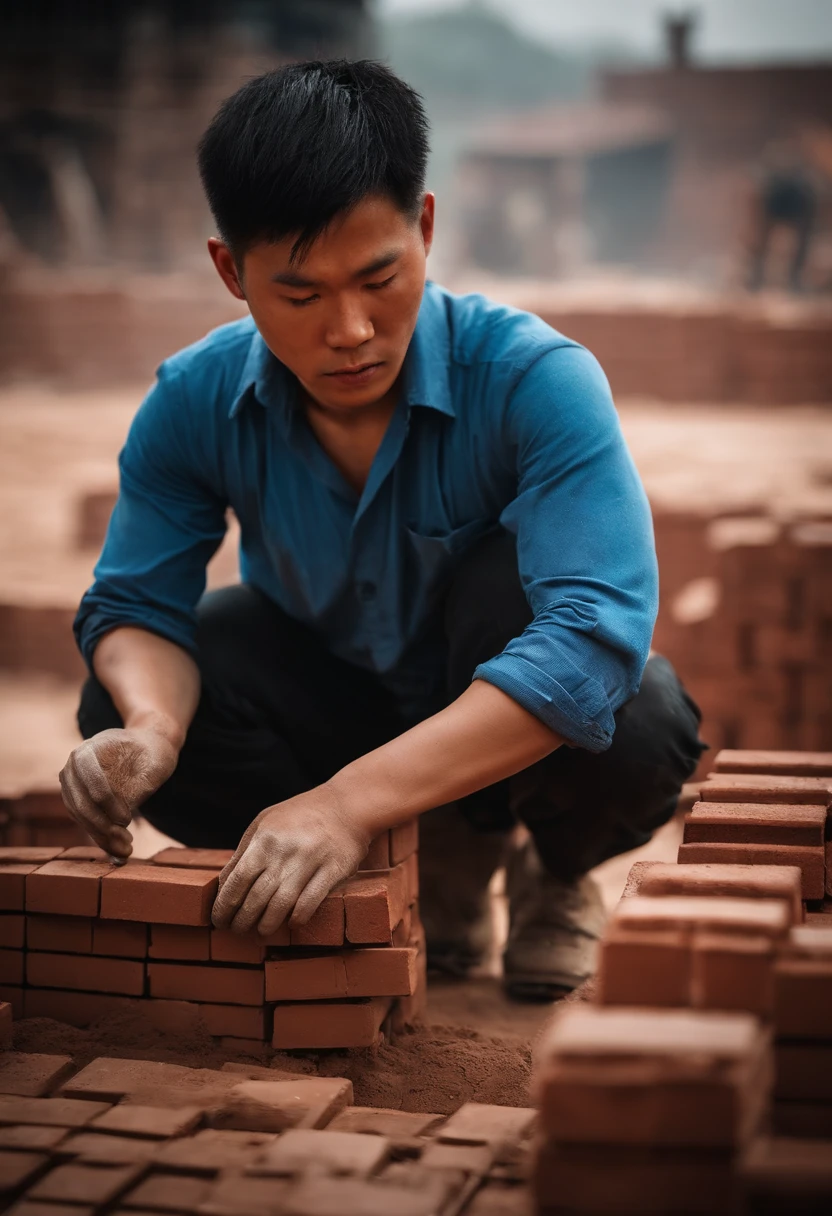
top-left (473, 651), bottom-right (615, 752)
top-left (75, 606), bottom-right (198, 670)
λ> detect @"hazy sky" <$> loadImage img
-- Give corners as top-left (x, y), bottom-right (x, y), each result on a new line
top-left (377, 0), bottom-right (832, 62)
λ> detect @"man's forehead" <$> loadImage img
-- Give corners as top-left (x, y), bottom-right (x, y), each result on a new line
top-left (269, 245), bottom-right (403, 289)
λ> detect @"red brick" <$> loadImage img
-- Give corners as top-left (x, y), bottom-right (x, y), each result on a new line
top-left (740, 1136), bottom-right (832, 1208)
top-left (152, 1127), bottom-right (276, 1173)
top-left (0, 1002), bottom-right (11, 1049)
top-left (0, 1124), bottom-right (67, 1152)
top-left (392, 906), bottom-right (413, 948)
top-left (0, 865), bottom-right (39, 911)
top-left (150, 847), bottom-right (234, 870)
top-left (210, 928), bottom-right (266, 964)
top-left (774, 956), bottom-right (832, 1039)
top-left (438, 1102), bottom-right (535, 1148)
top-left (116, 1172), bottom-right (211, 1211)
top-left (700, 773), bottom-right (832, 805)
top-left (289, 893), bottom-right (344, 947)
top-left (149, 924), bottom-right (210, 960)
top-left (56, 1129), bottom-right (160, 1164)
top-left (774, 1043), bottom-right (832, 1102)
top-left (27, 1161), bottom-right (143, 1207)
top-left (91, 920), bottom-right (147, 958)
top-left (597, 929), bottom-right (690, 1006)
top-left (23, 988), bottom-right (130, 1027)
top-left (403, 851), bottom-right (419, 901)
top-left (623, 860), bottom-right (803, 924)
top-left (100, 865), bottom-right (218, 925)
top-left (343, 948), bottom-right (417, 998)
top-left (359, 834), bottom-right (391, 870)
top-left (676, 841), bottom-right (825, 900)
top-left (217, 1076), bottom-right (354, 1133)
top-left (0, 915), bottom-right (24, 949)
top-left (254, 1126), bottom-right (390, 1177)
top-left (0, 847), bottom-right (64, 864)
top-left (0, 1150), bottom-right (51, 1196)
top-left (343, 865), bottom-right (409, 945)
top-left (27, 952), bottom-right (145, 997)
top-left (89, 1103), bottom-right (202, 1138)
top-left (613, 894), bottom-right (790, 940)
top-left (27, 914), bottom-right (93, 953)
top-left (272, 998), bottom-right (391, 1049)
top-left (713, 749), bottom-right (832, 776)
top-left (691, 932), bottom-right (774, 1016)
top-left (147, 962), bottom-right (264, 1005)
top-left (26, 859), bottom-right (113, 917)
top-left (772, 1101), bottom-right (832, 1139)
top-left (218, 1036), bottom-right (270, 1055)
top-left (266, 955), bottom-right (347, 1001)
top-left (198, 1003), bottom-right (266, 1040)
top-left (0, 1094), bottom-right (110, 1127)
top-left (683, 801), bottom-right (827, 847)
top-left (534, 1005), bottom-right (770, 1149)
top-left (0, 986), bottom-right (23, 1019)
top-left (0, 949), bottom-right (23, 986)
top-left (59, 846), bottom-right (109, 861)
top-left (390, 820), bottom-right (418, 866)
top-left (0, 1052), bottom-right (75, 1097)
top-left (327, 1108), bottom-right (444, 1138)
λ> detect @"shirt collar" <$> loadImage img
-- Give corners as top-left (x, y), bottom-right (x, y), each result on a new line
top-left (228, 280), bottom-right (455, 421)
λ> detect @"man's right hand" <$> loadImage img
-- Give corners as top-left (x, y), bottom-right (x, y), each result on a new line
top-left (59, 726), bottom-right (179, 858)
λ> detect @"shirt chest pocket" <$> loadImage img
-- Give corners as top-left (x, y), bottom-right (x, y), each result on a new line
top-left (404, 520), bottom-right (494, 597)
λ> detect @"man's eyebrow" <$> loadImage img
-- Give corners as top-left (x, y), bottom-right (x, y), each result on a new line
top-left (271, 249), bottom-right (402, 289)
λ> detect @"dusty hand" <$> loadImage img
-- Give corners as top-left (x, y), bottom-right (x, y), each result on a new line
top-left (59, 726), bottom-right (179, 858)
top-left (212, 785), bottom-right (372, 936)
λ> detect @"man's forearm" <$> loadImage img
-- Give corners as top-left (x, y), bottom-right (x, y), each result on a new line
top-left (92, 626), bottom-right (200, 750)
top-left (326, 679), bottom-right (563, 838)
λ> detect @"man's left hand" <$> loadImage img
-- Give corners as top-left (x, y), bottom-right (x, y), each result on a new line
top-left (211, 785), bottom-right (372, 936)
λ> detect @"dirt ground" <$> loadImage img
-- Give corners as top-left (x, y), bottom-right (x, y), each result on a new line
top-left (0, 381), bottom-right (826, 1108)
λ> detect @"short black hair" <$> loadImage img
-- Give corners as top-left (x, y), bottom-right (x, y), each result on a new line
top-left (198, 59), bottom-right (429, 261)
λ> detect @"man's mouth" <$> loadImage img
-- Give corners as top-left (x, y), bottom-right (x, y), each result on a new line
top-left (325, 362), bottom-right (383, 386)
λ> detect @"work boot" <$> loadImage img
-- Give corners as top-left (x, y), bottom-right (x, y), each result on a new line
top-left (503, 836), bottom-right (606, 1001)
top-left (418, 803), bottom-right (507, 977)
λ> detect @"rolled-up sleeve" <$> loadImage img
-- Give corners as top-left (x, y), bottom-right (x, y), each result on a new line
top-left (74, 365), bottom-right (227, 667)
top-left (473, 345), bottom-right (657, 751)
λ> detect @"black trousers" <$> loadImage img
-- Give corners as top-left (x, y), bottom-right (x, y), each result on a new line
top-left (78, 531), bottom-right (705, 881)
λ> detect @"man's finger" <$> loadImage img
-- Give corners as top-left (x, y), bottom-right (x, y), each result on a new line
top-left (60, 763), bottom-right (119, 848)
top-left (229, 869), bottom-right (281, 934)
top-left (212, 852), bottom-right (266, 928)
top-left (257, 871), bottom-right (312, 938)
top-left (73, 747), bottom-right (133, 826)
top-left (217, 812), bottom-right (268, 890)
top-left (287, 867), bottom-right (334, 929)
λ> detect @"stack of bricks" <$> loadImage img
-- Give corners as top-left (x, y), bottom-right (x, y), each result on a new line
top-left (0, 1051), bottom-right (535, 1214)
top-left (652, 514), bottom-right (832, 760)
top-left (532, 747), bottom-right (832, 1214)
top-left (0, 786), bottom-right (87, 851)
top-left (0, 822), bottom-right (424, 1052)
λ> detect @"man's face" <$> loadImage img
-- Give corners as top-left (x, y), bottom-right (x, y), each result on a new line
top-left (210, 194), bottom-right (434, 412)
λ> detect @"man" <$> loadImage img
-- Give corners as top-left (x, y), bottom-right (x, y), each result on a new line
top-left (62, 61), bottom-right (703, 999)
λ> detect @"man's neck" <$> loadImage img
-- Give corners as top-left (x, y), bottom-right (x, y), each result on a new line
top-left (302, 382), bottom-right (399, 497)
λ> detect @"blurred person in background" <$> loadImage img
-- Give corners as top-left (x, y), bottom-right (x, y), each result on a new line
top-left (60, 61), bottom-right (704, 1000)
top-left (747, 129), bottom-right (824, 293)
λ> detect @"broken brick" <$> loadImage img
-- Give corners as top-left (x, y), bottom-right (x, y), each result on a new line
top-left (27, 952), bottom-right (145, 997)
top-left (272, 998), bottom-right (391, 1050)
top-left (27, 914), bottom-right (93, 954)
top-left (100, 865), bottom-right (218, 926)
top-left (147, 962), bottom-right (264, 1006)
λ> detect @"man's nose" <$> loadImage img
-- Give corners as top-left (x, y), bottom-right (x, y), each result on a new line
top-left (325, 296), bottom-right (374, 349)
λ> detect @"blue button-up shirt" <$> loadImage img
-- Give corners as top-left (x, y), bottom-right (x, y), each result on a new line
top-left (75, 281), bottom-right (657, 752)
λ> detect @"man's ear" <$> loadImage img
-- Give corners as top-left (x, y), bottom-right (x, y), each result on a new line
top-left (208, 238), bottom-right (246, 301)
top-left (420, 193), bottom-right (436, 258)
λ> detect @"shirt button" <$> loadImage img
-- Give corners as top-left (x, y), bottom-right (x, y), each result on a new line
top-left (357, 581), bottom-right (377, 602)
